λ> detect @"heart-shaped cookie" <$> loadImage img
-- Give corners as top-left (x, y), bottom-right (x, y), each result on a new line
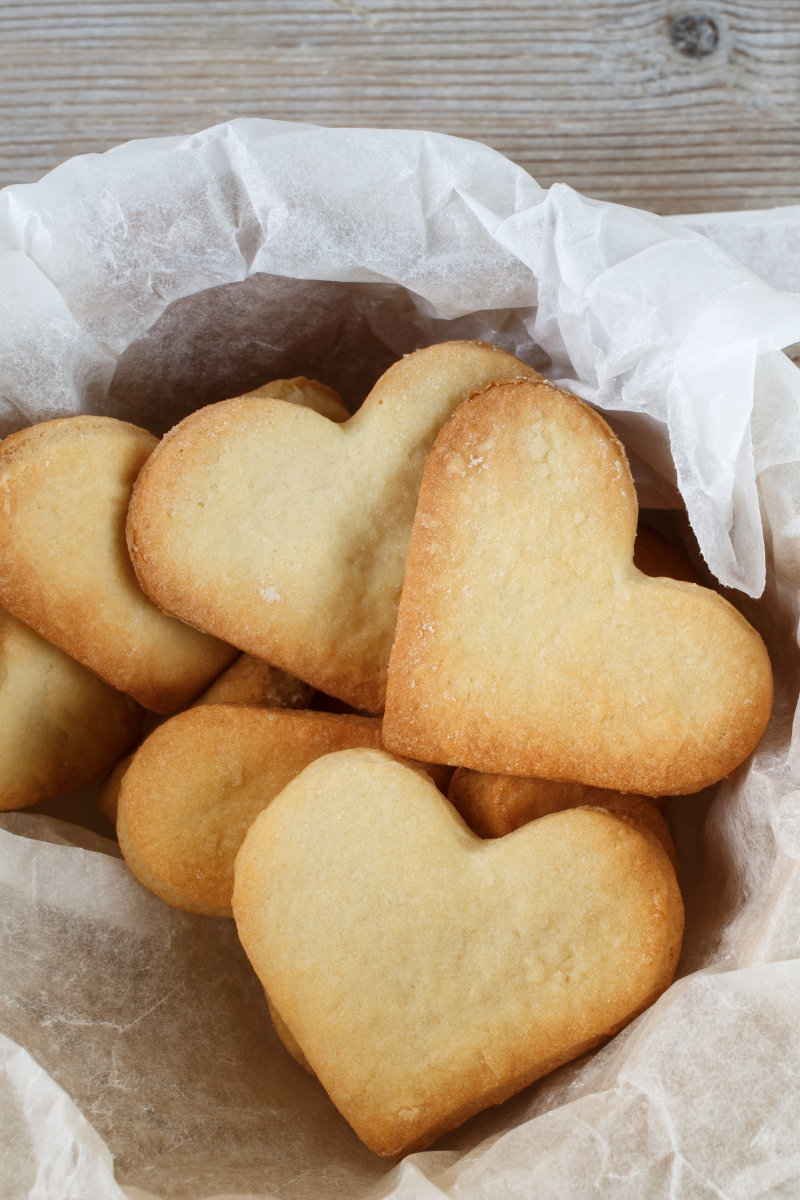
top-left (233, 749), bottom-right (683, 1158)
top-left (126, 342), bottom-right (540, 712)
top-left (382, 380), bottom-right (773, 795)
top-left (0, 416), bottom-right (237, 712)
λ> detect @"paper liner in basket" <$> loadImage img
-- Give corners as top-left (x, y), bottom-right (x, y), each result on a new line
top-left (2, 120), bottom-right (800, 1198)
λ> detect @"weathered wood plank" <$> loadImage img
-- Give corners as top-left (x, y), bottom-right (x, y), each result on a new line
top-left (1, 0), bottom-right (799, 213)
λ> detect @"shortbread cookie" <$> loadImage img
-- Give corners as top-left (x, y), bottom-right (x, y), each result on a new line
top-left (127, 342), bottom-right (541, 712)
top-left (382, 379), bottom-right (773, 796)
top-left (633, 522), bottom-right (701, 585)
top-left (0, 416), bottom-right (237, 712)
top-left (0, 607), bottom-right (143, 811)
top-left (233, 748), bottom-right (684, 1157)
top-left (267, 769), bottom-right (676, 1079)
top-left (194, 653), bottom-right (315, 709)
top-left (447, 769), bottom-right (677, 868)
top-left (117, 706), bottom-right (386, 916)
top-left (239, 377), bottom-right (349, 423)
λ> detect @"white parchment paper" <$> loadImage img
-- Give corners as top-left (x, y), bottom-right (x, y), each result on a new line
top-left (2, 120), bottom-right (800, 1198)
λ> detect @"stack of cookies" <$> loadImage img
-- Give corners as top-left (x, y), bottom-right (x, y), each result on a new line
top-left (0, 342), bottom-right (772, 1159)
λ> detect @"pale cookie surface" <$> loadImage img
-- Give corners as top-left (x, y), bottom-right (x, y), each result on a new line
top-left (0, 607), bottom-right (143, 811)
top-left (382, 380), bottom-right (773, 795)
top-left (127, 342), bottom-right (541, 712)
top-left (447, 769), bottom-right (678, 868)
top-left (117, 706), bottom-right (385, 916)
top-left (239, 377), bottom-right (350, 423)
top-left (233, 748), bottom-right (684, 1158)
top-left (0, 416), bottom-right (237, 712)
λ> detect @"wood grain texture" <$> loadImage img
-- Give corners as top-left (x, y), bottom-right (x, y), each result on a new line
top-left (1, 0), bottom-right (799, 214)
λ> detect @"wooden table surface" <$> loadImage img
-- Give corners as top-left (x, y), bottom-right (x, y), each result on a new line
top-left (1, 0), bottom-right (799, 216)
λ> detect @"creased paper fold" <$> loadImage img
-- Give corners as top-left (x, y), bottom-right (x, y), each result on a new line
top-left (2, 120), bottom-right (800, 593)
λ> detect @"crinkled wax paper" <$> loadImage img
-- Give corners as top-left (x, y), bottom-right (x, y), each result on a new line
top-left (2, 120), bottom-right (800, 1199)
